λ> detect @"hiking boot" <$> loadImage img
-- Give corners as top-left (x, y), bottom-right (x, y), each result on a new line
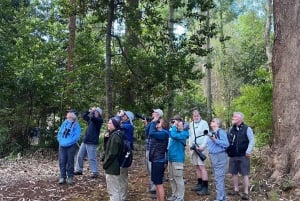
top-left (74, 171), bottom-right (83, 175)
top-left (241, 192), bottom-right (249, 200)
top-left (191, 184), bottom-right (202, 191)
top-left (66, 177), bottom-right (73, 185)
top-left (197, 186), bottom-right (209, 195)
top-left (167, 196), bottom-right (177, 201)
top-left (58, 178), bottom-right (66, 184)
top-left (228, 191), bottom-right (239, 196)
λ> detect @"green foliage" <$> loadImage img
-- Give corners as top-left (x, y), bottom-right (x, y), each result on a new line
top-left (232, 68), bottom-right (272, 147)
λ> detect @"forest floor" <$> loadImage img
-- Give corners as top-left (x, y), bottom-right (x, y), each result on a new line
top-left (0, 147), bottom-right (299, 201)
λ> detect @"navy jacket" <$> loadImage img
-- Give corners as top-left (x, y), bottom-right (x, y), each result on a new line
top-left (82, 111), bottom-right (103, 145)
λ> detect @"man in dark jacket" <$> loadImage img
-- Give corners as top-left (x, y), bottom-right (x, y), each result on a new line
top-left (148, 116), bottom-right (169, 201)
top-left (74, 107), bottom-right (103, 178)
top-left (228, 112), bottom-right (254, 200)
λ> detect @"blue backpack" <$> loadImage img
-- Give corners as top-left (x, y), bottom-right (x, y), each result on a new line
top-left (116, 131), bottom-right (133, 168)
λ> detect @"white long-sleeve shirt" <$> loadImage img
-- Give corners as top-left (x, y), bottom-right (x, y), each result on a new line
top-left (188, 120), bottom-right (209, 148)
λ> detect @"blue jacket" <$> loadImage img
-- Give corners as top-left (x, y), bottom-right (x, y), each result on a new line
top-left (168, 125), bottom-right (189, 163)
top-left (148, 122), bottom-right (169, 163)
top-left (82, 111), bottom-right (103, 145)
top-left (121, 121), bottom-right (134, 150)
top-left (207, 128), bottom-right (229, 154)
top-left (57, 120), bottom-right (81, 147)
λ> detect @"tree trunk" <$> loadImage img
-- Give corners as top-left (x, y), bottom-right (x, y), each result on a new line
top-left (67, 0), bottom-right (76, 72)
top-left (166, 0), bottom-right (175, 120)
top-left (105, 0), bottom-right (114, 118)
top-left (272, 0), bottom-right (300, 181)
top-left (206, 10), bottom-right (212, 122)
top-left (264, 0), bottom-right (273, 71)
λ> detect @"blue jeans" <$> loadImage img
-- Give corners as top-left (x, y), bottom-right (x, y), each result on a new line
top-left (75, 143), bottom-right (98, 174)
top-left (59, 144), bottom-right (77, 178)
top-left (210, 151), bottom-right (228, 201)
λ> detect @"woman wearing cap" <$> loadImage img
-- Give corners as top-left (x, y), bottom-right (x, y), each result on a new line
top-left (148, 116), bottom-right (169, 201)
top-left (74, 107), bottom-right (103, 178)
top-left (117, 110), bottom-right (135, 201)
top-left (57, 110), bottom-right (81, 185)
top-left (103, 117), bottom-right (124, 201)
top-left (167, 118), bottom-right (189, 201)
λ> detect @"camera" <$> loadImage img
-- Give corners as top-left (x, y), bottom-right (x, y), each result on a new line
top-left (135, 113), bottom-right (152, 122)
top-left (203, 130), bottom-right (216, 137)
top-left (63, 128), bottom-right (71, 138)
top-left (190, 144), bottom-right (206, 161)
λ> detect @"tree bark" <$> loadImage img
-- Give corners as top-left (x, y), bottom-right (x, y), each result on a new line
top-left (272, 0), bottom-right (300, 181)
top-left (105, 0), bottom-right (114, 118)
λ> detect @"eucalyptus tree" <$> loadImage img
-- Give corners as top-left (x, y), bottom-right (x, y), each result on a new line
top-left (272, 0), bottom-right (300, 183)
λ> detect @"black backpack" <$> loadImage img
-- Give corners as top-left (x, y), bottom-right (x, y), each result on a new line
top-left (226, 130), bottom-right (235, 157)
top-left (116, 131), bottom-right (133, 168)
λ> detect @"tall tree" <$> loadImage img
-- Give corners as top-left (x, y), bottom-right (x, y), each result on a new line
top-left (105, 0), bottom-right (114, 117)
top-left (205, 10), bottom-right (212, 121)
top-left (272, 0), bottom-right (300, 181)
top-left (166, 0), bottom-right (175, 120)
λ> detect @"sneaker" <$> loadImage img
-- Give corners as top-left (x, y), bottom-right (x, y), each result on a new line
top-left (74, 171), bottom-right (83, 175)
top-left (149, 185), bottom-right (156, 194)
top-left (191, 184), bottom-right (202, 191)
top-left (167, 196), bottom-right (177, 201)
top-left (58, 178), bottom-right (66, 184)
top-left (90, 173), bottom-right (98, 179)
top-left (174, 198), bottom-right (184, 201)
top-left (241, 193), bottom-right (249, 200)
top-left (228, 191), bottom-right (239, 196)
top-left (66, 177), bottom-right (73, 185)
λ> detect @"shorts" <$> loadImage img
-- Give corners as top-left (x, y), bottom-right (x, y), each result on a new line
top-left (228, 156), bottom-right (250, 176)
top-left (151, 162), bottom-right (165, 185)
top-left (190, 150), bottom-right (207, 166)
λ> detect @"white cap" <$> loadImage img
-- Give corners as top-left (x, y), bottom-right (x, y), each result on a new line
top-left (153, 109), bottom-right (163, 117)
top-left (124, 111), bottom-right (134, 125)
top-left (95, 107), bottom-right (102, 115)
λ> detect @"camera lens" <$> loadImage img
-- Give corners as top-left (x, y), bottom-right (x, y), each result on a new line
top-left (203, 130), bottom-right (208, 135)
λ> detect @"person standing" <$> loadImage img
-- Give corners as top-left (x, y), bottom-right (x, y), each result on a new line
top-left (143, 108), bottom-right (164, 194)
top-left (227, 112), bottom-right (255, 200)
top-left (75, 107), bottom-right (103, 178)
top-left (103, 117), bottom-right (124, 201)
top-left (117, 110), bottom-right (135, 201)
top-left (188, 109), bottom-right (210, 195)
top-left (167, 118), bottom-right (189, 201)
top-left (57, 109), bottom-right (81, 185)
top-left (148, 117), bottom-right (169, 201)
top-left (208, 118), bottom-right (229, 201)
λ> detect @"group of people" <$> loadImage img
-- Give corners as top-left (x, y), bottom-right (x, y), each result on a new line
top-left (56, 106), bottom-right (254, 201)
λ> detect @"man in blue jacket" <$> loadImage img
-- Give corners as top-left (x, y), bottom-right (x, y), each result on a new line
top-left (74, 107), bottom-right (103, 178)
top-left (167, 118), bottom-right (189, 201)
top-left (57, 109), bottom-right (81, 185)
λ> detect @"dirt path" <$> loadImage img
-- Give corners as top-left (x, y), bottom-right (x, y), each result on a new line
top-left (0, 149), bottom-right (298, 201)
